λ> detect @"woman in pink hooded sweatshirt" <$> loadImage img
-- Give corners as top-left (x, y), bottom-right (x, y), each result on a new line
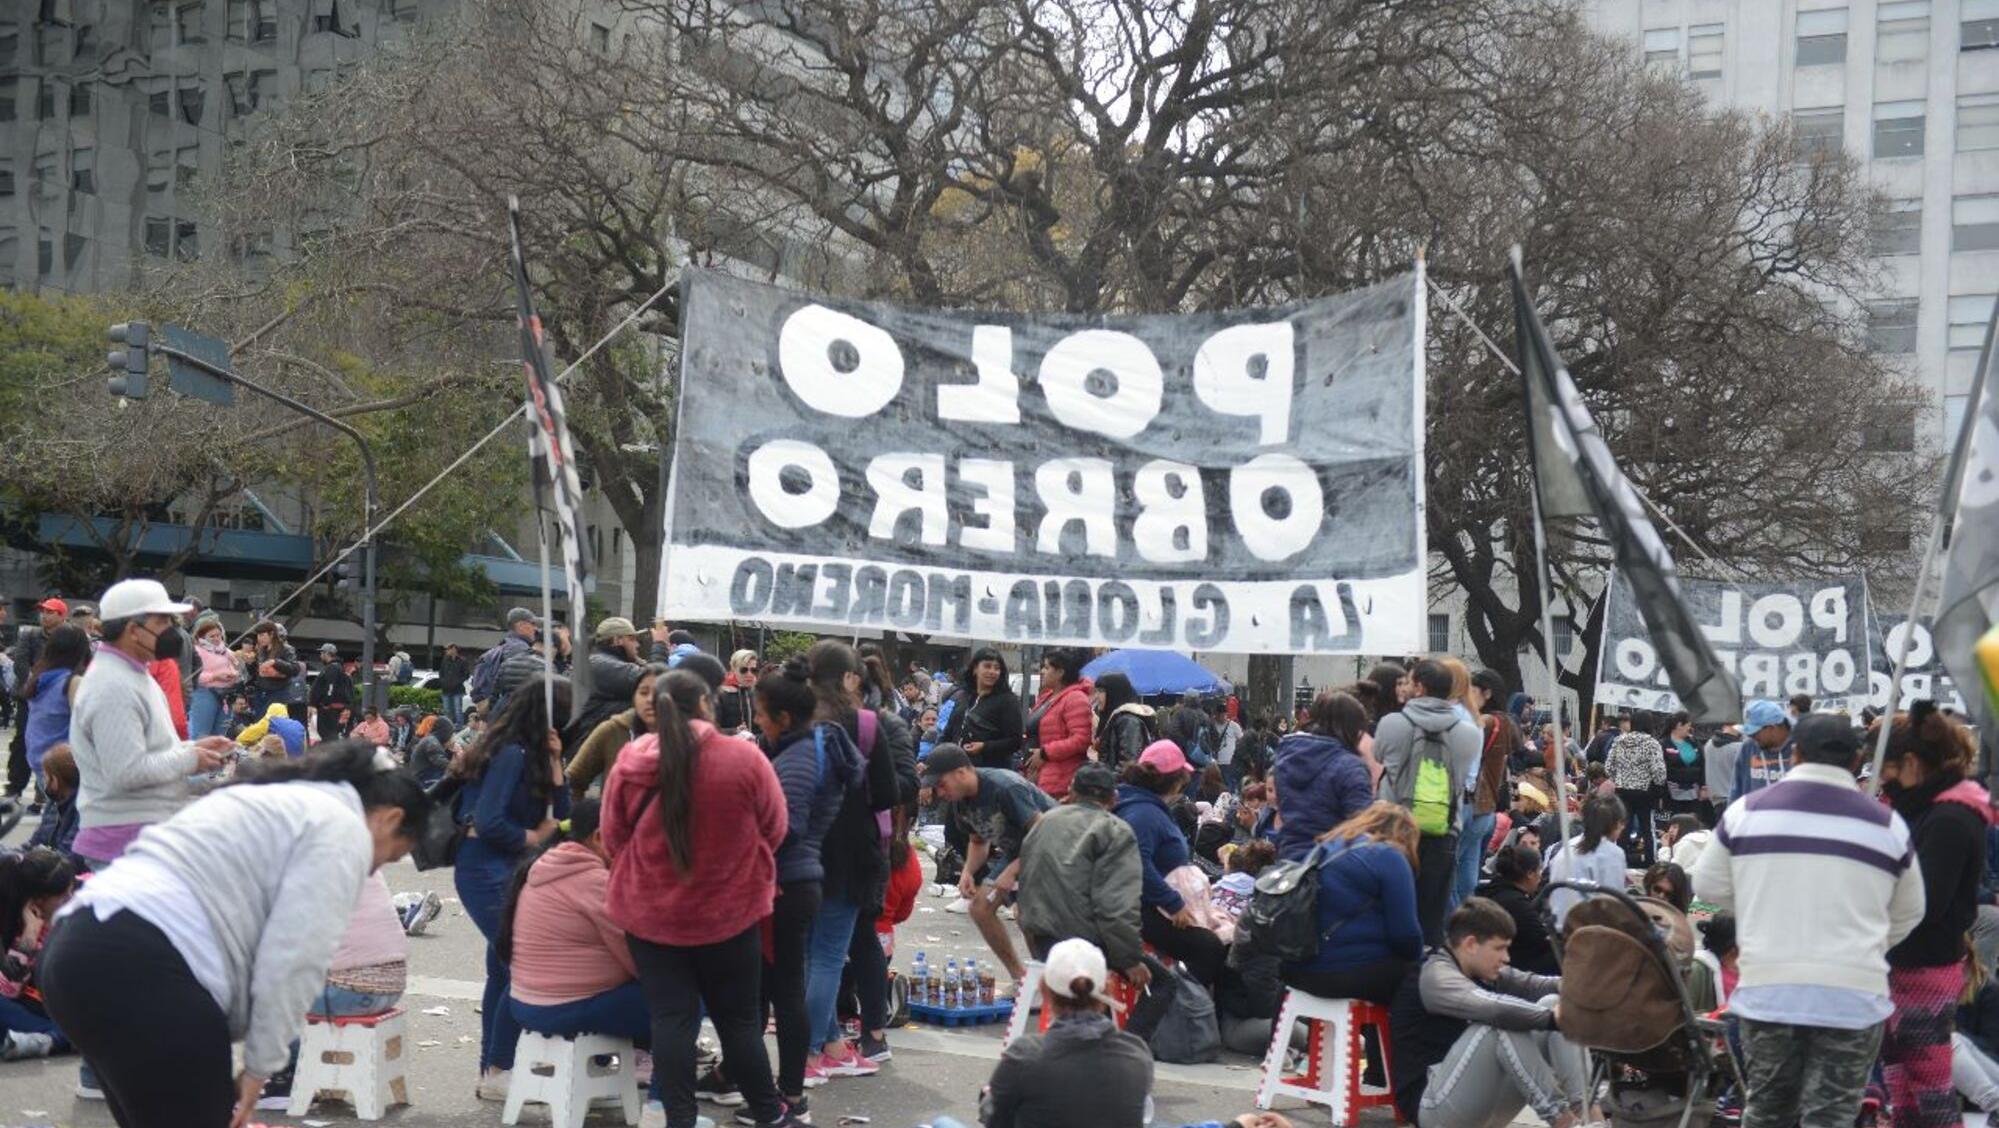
top-left (1873, 701), bottom-right (1995, 1128)
top-left (497, 796), bottom-right (654, 1102)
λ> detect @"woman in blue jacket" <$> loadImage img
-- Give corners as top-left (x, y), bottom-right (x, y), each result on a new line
top-left (1271, 691), bottom-right (1376, 862)
top-left (451, 676), bottom-right (572, 1099)
top-left (1113, 741), bottom-right (1226, 986)
top-left (1280, 802), bottom-right (1423, 1005)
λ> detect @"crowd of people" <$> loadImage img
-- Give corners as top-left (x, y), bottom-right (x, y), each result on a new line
top-left (0, 583), bottom-right (1995, 1128)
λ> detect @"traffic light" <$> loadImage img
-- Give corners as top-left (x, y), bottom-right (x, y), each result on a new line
top-left (332, 556), bottom-right (362, 592)
top-left (106, 322), bottom-right (151, 399)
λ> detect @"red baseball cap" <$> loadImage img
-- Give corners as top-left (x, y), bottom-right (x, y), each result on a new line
top-left (38, 597), bottom-right (68, 616)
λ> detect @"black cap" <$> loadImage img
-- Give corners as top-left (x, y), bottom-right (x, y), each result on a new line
top-left (1794, 714), bottom-right (1859, 762)
top-left (921, 744), bottom-right (972, 779)
top-left (1070, 763), bottom-right (1117, 802)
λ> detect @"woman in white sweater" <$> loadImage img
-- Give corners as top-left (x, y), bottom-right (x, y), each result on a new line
top-left (37, 741), bottom-right (431, 1128)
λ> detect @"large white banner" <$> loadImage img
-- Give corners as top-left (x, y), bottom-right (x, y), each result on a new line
top-left (659, 269), bottom-right (1428, 653)
top-left (1596, 572), bottom-right (1874, 713)
top-left (1868, 615), bottom-right (1970, 713)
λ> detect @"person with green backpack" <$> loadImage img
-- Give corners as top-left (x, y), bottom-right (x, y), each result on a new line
top-left (1373, 660), bottom-right (1481, 947)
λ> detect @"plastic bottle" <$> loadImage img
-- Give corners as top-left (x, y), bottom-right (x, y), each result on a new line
top-left (962, 959), bottom-right (979, 1009)
top-left (911, 951), bottom-right (929, 1007)
top-left (944, 957), bottom-right (961, 1008)
top-left (978, 962), bottom-right (997, 1006)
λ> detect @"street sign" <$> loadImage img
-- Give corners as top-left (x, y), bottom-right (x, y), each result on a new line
top-left (160, 323), bottom-right (237, 405)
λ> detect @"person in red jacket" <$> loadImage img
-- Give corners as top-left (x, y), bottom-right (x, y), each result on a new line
top-left (876, 833), bottom-right (923, 955)
top-left (601, 668), bottom-right (803, 1128)
top-left (1024, 649), bottom-right (1094, 799)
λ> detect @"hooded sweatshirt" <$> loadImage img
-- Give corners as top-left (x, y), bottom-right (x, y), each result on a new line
top-left (1271, 730), bottom-right (1374, 862)
top-left (1373, 697), bottom-right (1481, 833)
top-left (1887, 775), bottom-right (1994, 968)
top-left (601, 720), bottom-right (787, 947)
top-left (770, 721), bottom-right (865, 884)
top-left (1112, 783), bottom-right (1192, 914)
top-left (510, 840), bottom-right (640, 1005)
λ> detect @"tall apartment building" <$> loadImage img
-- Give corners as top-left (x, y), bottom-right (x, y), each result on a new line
top-left (1585, 0), bottom-right (1999, 453)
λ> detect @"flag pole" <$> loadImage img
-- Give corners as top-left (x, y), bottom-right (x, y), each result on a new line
top-left (534, 443), bottom-right (556, 729)
top-left (1866, 292), bottom-right (1999, 792)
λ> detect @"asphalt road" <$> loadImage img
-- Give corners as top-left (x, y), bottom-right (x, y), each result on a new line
top-left (0, 813), bottom-right (1307, 1128)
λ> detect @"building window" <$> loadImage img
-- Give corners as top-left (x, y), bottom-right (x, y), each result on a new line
top-left (35, 22), bottom-right (64, 64)
top-left (174, 220), bottom-right (198, 261)
top-left (1874, 200), bottom-right (1923, 255)
top-left (0, 23), bottom-right (16, 66)
top-left (1956, 195), bottom-right (1999, 252)
top-left (1877, 1), bottom-right (1931, 64)
top-left (145, 150), bottom-right (171, 193)
top-left (226, 0), bottom-right (248, 40)
top-left (1428, 614), bottom-right (1450, 655)
top-left (179, 84), bottom-right (204, 126)
top-left (1795, 107), bottom-right (1845, 157)
top-left (224, 72), bottom-right (250, 116)
top-left (176, 146), bottom-right (199, 191)
top-left (144, 217), bottom-right (170, 256)
top-left (64, 233), bottom-right (86, 270)
top-left (1862, 521), bottom-right (1913, 552)
top-left (37, 232), bottom-right (52, 277)
top-left (1688, 23), bottom-right (1723, 78)
top-left (35, 81), bottom-right (53, 120)
top-left (74, 24), bottom-right (95, 61)
top-left (1949, 294), bottom-right (1997, 349)
top-left (149, 88), bottom-right (169, 117)
top-left (1874, 101), bottom-right (1925, 157)
top-left (1643, 27), bottom-right (1680, 69)
top-left (247, 69), bottom-right (275, 109)
top-left (68, 81), bottom-right (90, 117)
top-left (1960, 93), bottom-right (1999, 150)
top-left (149, 2), bottom-right (173, 50)
top-left (70, 148), bottom-right (94, 195)
top-left (177, 2), bottom-right (205, 44)
top-left (1966, 0), bottom-right (1999, 50)
top-left (1868, 300), bottom-right (1921, 353)
top-left (0, 169), bottom-right (13, 197)
top-left (30, 155), bottom-right (55, 199)
top-left (0, 79), bottom-right (13, 122)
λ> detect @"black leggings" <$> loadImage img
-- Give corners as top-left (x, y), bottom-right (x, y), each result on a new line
top-left (1140, 908), bottom-right (1227, 987)
top-left (767, 880), bottom-right (821, 1099)
top-left (40, 908), bottom-right (235, 1128)
top-left (629, 924), bottom-right (784, 1127)
top-left (1282, 955), bottom-right (1413, 1006)
top-left (1617, 789), bottom-right (1657, 865)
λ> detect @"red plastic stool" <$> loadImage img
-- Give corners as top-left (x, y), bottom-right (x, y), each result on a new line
top-left (1255, 992), bottom-right (1399, 1126)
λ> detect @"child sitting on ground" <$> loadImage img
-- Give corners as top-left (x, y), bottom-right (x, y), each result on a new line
top-left (0, 847), bottom-right (79, 1059)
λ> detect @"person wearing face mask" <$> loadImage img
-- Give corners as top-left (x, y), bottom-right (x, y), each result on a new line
top-left (67, 580), bottom-right (233, 876)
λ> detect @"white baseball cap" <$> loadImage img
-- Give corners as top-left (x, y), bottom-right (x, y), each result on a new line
top-left (98, 578), bottom-right (194, 621)
top-left (1042, 938), bottom-right (1123, 1010)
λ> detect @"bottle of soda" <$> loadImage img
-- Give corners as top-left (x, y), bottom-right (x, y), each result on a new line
top-left (978, 962), bottom-right (997, 1006)
top-left (911, 951), bottom-right (929, 1007)
top-left (944, 957), bottom-right (961, 1008)
top-left (963, 959), bottom-right (979, 1009)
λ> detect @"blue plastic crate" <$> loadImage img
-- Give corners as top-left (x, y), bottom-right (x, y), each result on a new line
top-left (908, 999), bottom-right (1014, 1027)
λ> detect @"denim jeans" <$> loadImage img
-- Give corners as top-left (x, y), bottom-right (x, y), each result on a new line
top-left (1453, 811), bottom-right (1497, 911)
top-left (442, 692), bottom-right (466, 727)
top-left (512, 982), bottom-right (659, 1101)
top-left (804, 895), bottom-right (862, 1053)
top-left (281, 985), bottom-right (404, 1077)
top-left (456, 837), bottom-right (521, 1071)
top-left (187, 688), bottom-right (228, 741)
top-left (0, 992), bottom-right (69, 1052)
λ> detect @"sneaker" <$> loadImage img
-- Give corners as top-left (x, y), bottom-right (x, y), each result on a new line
top-left (696, 1067), bottom-right (745, 1106)
top-left (858, 1032), bottom-right (891, 1062)
top-left (0, 1031), bottom-right (54, 1060)
top-left (801, 1060), bottom-right (830, 1088)
top-left (475, 1067), bottom-right (511, 1101)
top-left (737, 1099), bottom-right (810, 1125)
top-left (927, 883), bottom-right (952, 898)
top-left (406, 890), bottom-right (443, 936)
top-left (76, 1061), bottom-right (104, 1101)
top-left (944, 896), bottom-right (970, 914)
top-left (816, 1043), bottom-right (880, 1078)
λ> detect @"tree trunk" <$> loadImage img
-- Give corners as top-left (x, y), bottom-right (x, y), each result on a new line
top-left (1245, 653), bottom-right (1284, 729)
top-left (630, 527), bottom-right (663, 625)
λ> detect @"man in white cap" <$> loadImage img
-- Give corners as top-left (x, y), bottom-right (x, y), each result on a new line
top-left (68, 579), bottom-right (232, 875)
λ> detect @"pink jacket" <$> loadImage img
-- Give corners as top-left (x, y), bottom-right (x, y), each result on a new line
top-left (1031, 679), bottom-right (1095, 799)
top-left (509, 842), bottom-right (639, 1005)
top-left (332, 872), bottom-right (408, 973)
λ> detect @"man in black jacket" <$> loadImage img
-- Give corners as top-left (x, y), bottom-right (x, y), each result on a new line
top-left (564, 617), bottom-right (671, 753)
top-left (308, 644), bottom-right (355, 743)
top-left (435, 643), bottom-right (470, 726)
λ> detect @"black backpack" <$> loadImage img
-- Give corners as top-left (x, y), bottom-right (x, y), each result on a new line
top-left (1238, 840), bottom-right (1366, 963)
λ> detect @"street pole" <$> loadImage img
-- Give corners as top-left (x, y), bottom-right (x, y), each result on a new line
top-left (152, 343), bottom-right (381, 712)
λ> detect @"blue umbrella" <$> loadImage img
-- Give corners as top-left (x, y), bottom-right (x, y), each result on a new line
top-left (1080, 649), bottom-right (1230, 697)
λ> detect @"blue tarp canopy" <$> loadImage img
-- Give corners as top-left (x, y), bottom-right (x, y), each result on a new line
top-left (1080, 649), bottom-right (1230, 697)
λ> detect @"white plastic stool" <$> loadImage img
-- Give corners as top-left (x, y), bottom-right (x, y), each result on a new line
top-left (288, 1008), bottom-right (410, 1120)
top-left (503, 1031), bottom-right (641, 1128)
top-left (1001, 962), bottom-right (1045, 1046)
top-left (1254, 991), bottom-right (1397, 1126)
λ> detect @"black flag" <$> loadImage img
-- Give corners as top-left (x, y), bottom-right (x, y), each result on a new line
top-left (508, 197), bottom-right (593, 710)
top-left (1509, 250), bottom-right (1741, 723)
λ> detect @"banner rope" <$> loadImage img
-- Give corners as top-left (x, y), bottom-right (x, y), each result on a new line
top-left (226, 276), bottom-right (678, 646)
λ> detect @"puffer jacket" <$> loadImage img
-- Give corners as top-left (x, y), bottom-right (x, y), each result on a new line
top-left (1029, 679), bottom-right (1095, 799)
top-left (1604, 732), bottom-right (1667, 794)
top-left (769, 721), bottom-right (865, 884)
top-left (1272, 731), bottom-right (1374, 862)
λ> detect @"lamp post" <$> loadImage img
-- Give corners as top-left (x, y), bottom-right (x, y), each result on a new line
top-left (107, 324), bottom-right (381, 708)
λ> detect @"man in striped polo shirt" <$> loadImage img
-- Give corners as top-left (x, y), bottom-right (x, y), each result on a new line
top-left (1690, 715), bottom-right (1926, 1128)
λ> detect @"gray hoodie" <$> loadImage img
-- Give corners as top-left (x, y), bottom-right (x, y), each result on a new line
top-left (1374, 696), bottom-right (1481, 833)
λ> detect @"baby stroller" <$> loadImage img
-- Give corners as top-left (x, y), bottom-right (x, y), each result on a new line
top-left (1543, 880), bottom-right (1742, 1128)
